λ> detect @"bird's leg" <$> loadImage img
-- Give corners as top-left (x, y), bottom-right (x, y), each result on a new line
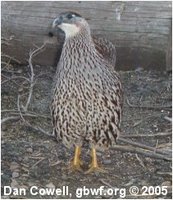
top-left (69, 146), bottom-right (83, 171)
top-left (85, 148), bottom-right (106, 174)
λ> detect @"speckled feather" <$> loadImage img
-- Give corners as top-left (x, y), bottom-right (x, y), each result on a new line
top-left (51, 18), bottom-right (122, 151)
top-left (93, 36), bottom-right (116, 68)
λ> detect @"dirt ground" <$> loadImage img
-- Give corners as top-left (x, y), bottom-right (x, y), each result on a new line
top-left (1, 63), bottom-right (172, 199)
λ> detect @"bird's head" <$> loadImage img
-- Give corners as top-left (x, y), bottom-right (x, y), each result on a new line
top-left (50, 11), bottom-right (89, 39)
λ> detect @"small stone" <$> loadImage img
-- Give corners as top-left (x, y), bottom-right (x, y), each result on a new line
top-left (1, 131), bottom-right (5, 137)
top-left (20, 185), bottom-right (28, 190)
top-left (140, 180), bottom-right (148, 186)
top-left (103, 159), bottom-right (111, 164)
top-left (10, 162), bottom-right (20, 171)
top-left (46, 182), bottom-right (55, 189)
top-left (135, 67), bottom-right (143, 72)
top-left (28, 182), bottom-right (34, 187)
top-left (18, 157), bottom-right (23, 162)
top-left (23, 156), bottom-right (29, 162)
top-left (124, 179), bottom-right (136, 186)
top-left (3, 96), bottom-right (8, 100)
top-left (145, 157), bottom-right (152, 162)
top-left (26, 148), bottom-right (33, 153)
top-left (1, 125), bottom-right (7, 131)
top-left (1, 196), bottom-right (10, 199)
top-left (96, 152), bottom-right (102, 156)
top-left (18, 87), bottom-right (23, 92)
top-left (11, 179), bottom-right (19, 188)
top-left (161, 181), bottom-right (171, 187)
top-left (17, 69), bottom-right (23, 73)
top-left (12, 171), bottom-right (20, 178)
top-left (62, 174), bottom-right (68, 180)
top-left (35, 93), bottom-right (40, 98)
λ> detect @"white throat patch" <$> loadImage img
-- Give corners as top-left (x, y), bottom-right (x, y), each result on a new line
top-left (59, 23), bottom-right (80, 38)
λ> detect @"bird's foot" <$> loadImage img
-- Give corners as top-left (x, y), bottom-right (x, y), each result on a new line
top-left (68, 158), bottom-right (83, 172)
top-left (85, 148), bottom-right (107, 174)
top-left (85, 162), bottom-right (107, 174)
top-left (68, 146), bottom-right (83, 172)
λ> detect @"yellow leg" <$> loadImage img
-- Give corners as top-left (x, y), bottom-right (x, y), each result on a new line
top-left (69, 146), bottom-right (83, 172)
top-left (85, 148), bottom-right (106, 174)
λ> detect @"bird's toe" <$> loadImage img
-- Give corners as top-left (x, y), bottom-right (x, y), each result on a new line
top-left (85, 164), bottom-right (107, 174)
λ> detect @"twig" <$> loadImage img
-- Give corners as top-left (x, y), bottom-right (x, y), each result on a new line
top-left (121, 132), bottom-right (172, 138)
top-left (156, 171), bottom-right (172, 176)
top-left (133, 113), bottom-right (161, 127)
top-left (2, 35), bottom-right (14, 44)
top-left (24, 120), bottom-right (53, 138)
top-left (1, 109), bottom-right (17, 113)
top-left (154, 140), bottom-right (159, 154)
top-left (100, 179), bottom-right (114, 189)
top-left (126, 98), bottom-right (172, 110)
top-left (11, 112), bottom-right (51, 119)
top-left (2, 75), bottom-right (30, 85)
top-left (164, 116), bottom-right (172, 123)
top-left (99, 179), bottom-right (115, 199)
top-left (158, 142), bottom-right (172, 149)
top-left (31, 157), bottom-right (45, 168)
top-left (1, 74), bottom-right (22, 87)
top-left (16, 90), bottom-right (53, 138)
top-left (1, 61), bottom-right (13, 69)
top-left (1, 116), bottom-right (20, 124)
top-left (49, 160), bottom-right (62, 167)
top-left (17, 94), bottom-right (26, 122)
top-left (21, 99), bottom-right (52, 137)
top-left (2, 69), bottom-right (22, 73)
top-left (112, 145), bottom-right (171, 161)
top-left (1, 53), bottom-right (21, 64)
top-left (1, 112), bottom-right (50, 126)
top-left (117, 137), bottom-right (171, 157)
top-left (31, 149), bottom-right (42, 157)
top-left (23, 43), bottom-right (46, 112)
top-left (135, 154), bottom-right (146, 169)
top-left (29, 156), bottom-right (45, 159)
top-left (1, 109), bottom-right (51, 119)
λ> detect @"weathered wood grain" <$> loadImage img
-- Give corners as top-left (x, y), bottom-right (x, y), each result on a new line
top-left (166, 20), bottom-right (172, 72)
top-left (1, 1), bottom-right (172, 70)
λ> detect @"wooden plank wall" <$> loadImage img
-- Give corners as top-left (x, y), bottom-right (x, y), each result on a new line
top-left (2, 1), bottom-right (172, 70)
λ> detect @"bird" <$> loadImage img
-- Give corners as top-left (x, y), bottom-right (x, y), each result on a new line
top-left (50, 11), bottom-right (123, 173)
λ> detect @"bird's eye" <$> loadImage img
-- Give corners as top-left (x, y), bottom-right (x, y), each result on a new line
top-left (67, 13), bottom-right (74, 19)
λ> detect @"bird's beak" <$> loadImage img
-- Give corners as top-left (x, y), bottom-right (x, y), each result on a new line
top-left (52, 16), bottom-right (63, 28)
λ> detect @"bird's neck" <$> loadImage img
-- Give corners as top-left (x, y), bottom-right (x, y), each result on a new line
top-left (59, 29), bottom-right (99, 71)
top-left (64, 29), bottom-right (95, 52)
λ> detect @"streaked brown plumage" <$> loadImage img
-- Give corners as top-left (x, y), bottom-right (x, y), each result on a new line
top-left (51, 11), bottom-right (122, 173)
top-left (93, 36), bottom-right (116, 68)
